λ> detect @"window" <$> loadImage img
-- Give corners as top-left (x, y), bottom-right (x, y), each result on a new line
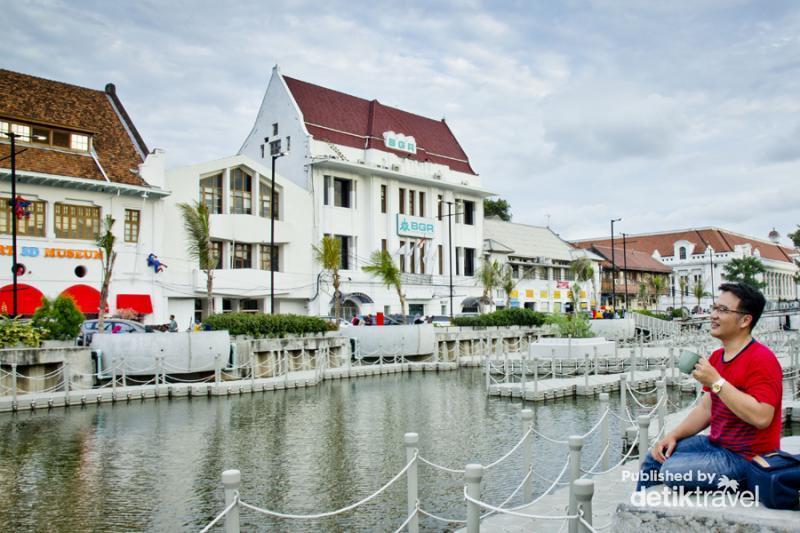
top-left (464, 248), bottom-right (475, 277)
top-left (324, 175), bottom-right (331, 205)
top-left (336, 235), bottom-right (351, 270)
top-left (270, 139), bottom-right (281, 156)
top-left (70, 134), bottom-right (89, 151)
top-left (230, 168), bottom-right (253, 214)
top-left (11, 123), bottom-right (30, 139)
top-left (463, 200), bottom-right (475, 225)
top-left (1, 120), bottom-right (92, 152)
top-left (381, 239), bottom-right (387, 252)
top-left (32, 126), bottom-right (49, 145)
top-left (409, 189), bottom-right (415, 216)
top-left (399, 240), bottom-right (406, 272)
top-left (1, 199), bottom-right (46, 237)
top-left (54, 203), bottom-right (100, 240)
top-left (455, 199), bottom-right (463, 223)
top-left (333, 177), bottom-right (352, 208)
top-left (437, 195), bottom-right (443, 219)
top-left (419, 192), bottom-right (425, 217)
top-left (456, 247), bottom-right (462, 275)
top-left (679, 247), bottom-right (687, 260)
top-left (200, 174), bottom-right (223, 214)
top-left (52, 130), bottom-right (70, 148)
top-left (410, 242), bottom-right (416, 274)
top-left (380, 185), bottom-right (387, 213)
top-left (438, 244), bottom-right (444, 275)
top-left (260, 244), bottom-right (278, 271)
top-left (272, 123), bottom-right (279, 136)
top-left (210, 240), bottom-right (223, 269)
top-left (419, 242), bottom-right (425, 274)
top-left (399, 188), bottom-right (406, 214)
top-left (259, 177), bottom-right (279, 218)
top-left (233, 243), bottom-right (252, 269)
top-left (124, 209), bottom-right (140, 243)
top-left (286, 136), bottom-right (291, 152)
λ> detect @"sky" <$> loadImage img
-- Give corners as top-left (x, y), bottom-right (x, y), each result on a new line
top-left (5, 0), bottom-right (800, 245)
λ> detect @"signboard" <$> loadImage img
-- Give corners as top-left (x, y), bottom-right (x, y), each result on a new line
top-left (525, 289), bottom-right (534, 298)
top-left (0, 244), bottom-right (101, 259)
top-left (383, 131), bottom-right (417, 154)
top-left (396, 214), bottom-right (436, 239)
top-left (556, 280), bottom-right (570, 289)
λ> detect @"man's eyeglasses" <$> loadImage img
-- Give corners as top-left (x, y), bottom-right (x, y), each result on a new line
top-left (710, 304), bottom-right (749, 316)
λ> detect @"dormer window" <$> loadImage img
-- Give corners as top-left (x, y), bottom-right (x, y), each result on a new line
top-left (1, 119), bottom-right (91, 152)
top-left (679, 247), bottom-right (686, 260)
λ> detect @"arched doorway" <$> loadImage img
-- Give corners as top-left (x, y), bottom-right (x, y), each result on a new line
top-left (0, 284), bottom-right (45, 316)
top-left (332, 292), bottom-right (374, 320)
top-left (60, 284), bottom-right (103, 317)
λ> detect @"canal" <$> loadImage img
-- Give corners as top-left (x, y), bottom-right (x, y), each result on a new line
top-left (0, 368), bottom-right (764, 532)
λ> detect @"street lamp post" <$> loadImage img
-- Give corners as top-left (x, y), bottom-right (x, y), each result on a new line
top-left (8, 132), bottom-right (19, 316)
top-left (447, 201), bottom-right (454, 320)
top-left (622, 232), bottom-right (629, 312)
top-left (269, 142), bottom-right (286, 314)
top-left (610, 218), bottom-right (622, 312)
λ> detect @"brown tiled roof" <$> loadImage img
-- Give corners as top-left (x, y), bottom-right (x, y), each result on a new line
top-left (573, 228), bottom-right (794, 264)
top-left (588, 244), bottom-right (672, 273)
top-left (0, 69), bottom-right (148, 186)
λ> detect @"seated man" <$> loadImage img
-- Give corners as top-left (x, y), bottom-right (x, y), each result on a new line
top-left (637, 282), bottom-right (782, 491)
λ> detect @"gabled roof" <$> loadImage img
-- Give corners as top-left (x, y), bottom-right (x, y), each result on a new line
top-left (585, 244), bottom-right (672, 273)
top-left (572, 228), bottom-right (795, 264)
top-left (282, 75), bottom-right (477, 175)
top-left (484, 219), bottom-right (590, 262)
top-left (0, 69), bottom-right (149, 186)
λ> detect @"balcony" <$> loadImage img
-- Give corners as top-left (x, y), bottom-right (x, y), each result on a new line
top-left (601, 279), bottom-right (642, 294)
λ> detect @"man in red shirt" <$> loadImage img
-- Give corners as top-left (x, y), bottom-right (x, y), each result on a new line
top-left (637, 282), bottom-right (782, 491)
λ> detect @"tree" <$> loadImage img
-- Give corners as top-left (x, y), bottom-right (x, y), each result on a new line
top-left (313, 236), bottom-right (343, 320)
top-left (569, 257), bottom-right (595, 314)
top-left (788, 225), bottom-right (800, 248)
top-left (723, 256), bottom-right (767, 289)
top-left (31, 296), bottom-right (84, 340)
top-left (476, 258), bottom-right (502, 312)
top-left (678, 277), bottom-right (688, 312)
top-left (637, 282), bottom-right (649, 310)
top-left (95, 215), bottom-right (117, 334)
top-left (648, 275), bottom-right (667, 311)
top-left (363, 250), bottom-right (406, 323)
top-left (692, 280), bottom-right (709, 310)
top-left (178, 202), bottom-right (216, 316)
top-left (484, 198), bottom-right (511, 221)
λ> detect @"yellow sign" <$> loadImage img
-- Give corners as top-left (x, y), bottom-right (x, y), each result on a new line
top-left (510, 290), bottom-right (519, 298)
top-left (525, 289), bottom-right (534, 298)
top-left (540, 290), bottom-right (548, 298)
top-left (580, 290), bottom-right (587, 298)
top-left (554, 290), bottom-right (561, 299)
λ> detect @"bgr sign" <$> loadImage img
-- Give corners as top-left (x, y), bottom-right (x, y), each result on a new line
top-left (396, 214), bottom-right (436, 239)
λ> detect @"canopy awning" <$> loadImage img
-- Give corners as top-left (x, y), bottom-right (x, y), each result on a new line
top-left (343, 292), bottom-right (374, 304)
top-left (116, 294), bottom-right (153, 314)
top-left (461, 296), bottom-right (482, 308)
top-left (0, 283), bottom-right (45, 316)
top-left (60, 284), bottom-right (102, 314)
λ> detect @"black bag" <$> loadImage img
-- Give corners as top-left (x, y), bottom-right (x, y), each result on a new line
top-left (747, 451), bottom-right (800, 510)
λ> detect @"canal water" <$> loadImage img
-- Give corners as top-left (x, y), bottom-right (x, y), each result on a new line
top-left (0, 369), bottom-right (787, 532)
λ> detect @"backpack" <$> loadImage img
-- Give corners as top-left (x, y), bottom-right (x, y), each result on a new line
top-left (747, 451), bottom-right (800, 510)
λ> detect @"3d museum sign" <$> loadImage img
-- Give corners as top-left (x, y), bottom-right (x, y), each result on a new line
top-left (0, 244), bottom-right (102, 259)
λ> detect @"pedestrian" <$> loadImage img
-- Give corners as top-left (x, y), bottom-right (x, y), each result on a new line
top-left (168, 315), bottom-right (178, 332)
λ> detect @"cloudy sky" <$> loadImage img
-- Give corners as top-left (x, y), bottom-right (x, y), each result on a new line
top-left (6, 0), bottom-right (800, 244)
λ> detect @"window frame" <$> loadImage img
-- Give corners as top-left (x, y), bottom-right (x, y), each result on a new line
top-left (232, 243), bottom-right (252, 269)
top-left (123, 208), bottom-right (140, 243)
top-left (54, 202), bottom-right (101, 240)
top-left (230, 167), bottom-right (253, 215)
top-left (199, 173), bottom-right (223, 214)
top-left (0, 199), bottom-right (46, 237)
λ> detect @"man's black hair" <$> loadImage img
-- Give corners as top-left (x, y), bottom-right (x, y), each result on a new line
top-left (718, 282), bottom-right (766, 330)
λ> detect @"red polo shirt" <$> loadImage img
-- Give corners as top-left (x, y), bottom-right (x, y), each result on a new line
top-left (703, 340), bottom-right (782, 459)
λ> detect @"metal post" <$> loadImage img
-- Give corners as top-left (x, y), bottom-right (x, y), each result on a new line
top-left (660, 363), bottom-right (666, 383)
top-left (521, 349), bottom-right (527, 398)
top-left (638, 415), bottom-right (651, 466)
top-left (568, 334), bottom-right (573, 358)
top-left (568, 435), bottom-right (584, 533)
top-left (63, 360), bottom-right (70, 395)
top-left (9, 132), bottom-right (19, 316)
top-left (485, 349), bottom-right (491, 393)
top-left (658, 380), bottom-right (667, 432)
top-left (521, 409), bottom-right (534, 502)
top-left (447, 201), bottom-right (454, 321)
top-left (593, 346), bottom-right (599, 376)
top-left (404, 432), bottom-right (419, 533)
top-left (599, 392), bottom-right (609, 470)
top-left (121, 357), bottom-right (127, 388)
top-left (504, 346), bottom-right (510, 384)
top-left (573, 479), bottom-right (595, 533)
top-left (620, 374), bottom-right (627, 416)
top-left (111, 357), bottom-right (117, 395)
top-left (222, 469), bottom-right (241, 533)
top-left (533, 356), bottom-right (539, 396)
top-left (284, 349), bottom-right (290, 387)
top-left (583, 353), bottom-right (589, 388)
top-left (215, 354), bottom-right (221, 386)
top-left (11, 363), bottom-right (17, 403)
top-left (629, 347), bottom-right (636, 384)
top-left (465, 464), bottom-right (483, 533)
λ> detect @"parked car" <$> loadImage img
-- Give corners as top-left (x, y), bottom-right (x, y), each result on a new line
top-left (429, 315), bottom-right (452, 327)
top-left (77, 319), bottom-right (149, 346)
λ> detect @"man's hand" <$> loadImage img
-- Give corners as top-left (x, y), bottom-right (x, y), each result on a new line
top-left (651, 434), bottom-right (678, 463)
top-left (691, 357), bottom-right (721, 388)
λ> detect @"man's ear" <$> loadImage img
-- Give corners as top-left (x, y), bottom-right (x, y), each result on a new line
top-left (739, 314), bottom-right (753, 331)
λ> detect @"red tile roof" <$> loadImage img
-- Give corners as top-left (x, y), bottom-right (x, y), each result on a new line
top-left (573, 228), bottom-right (795, 264)
top-left (586, 244), bottom-right (672, 273)
top-left (0, 69), bottom-right (148, 186)
top-left (283, 76), bottom-right (477, 175)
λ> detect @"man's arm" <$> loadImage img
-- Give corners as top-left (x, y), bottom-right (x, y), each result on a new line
top-left (651, 393), bottom-right (711, 462)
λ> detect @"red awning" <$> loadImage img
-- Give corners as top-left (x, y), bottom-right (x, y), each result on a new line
top-left (0, 283), bottom-right (45, 316)
top-left (60, 284), bottom-right (102, 314)
top-left (116, 294), bottom-right (153, 315)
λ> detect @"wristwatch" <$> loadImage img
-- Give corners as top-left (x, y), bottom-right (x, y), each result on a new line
top-left (711, 377), bottom-right (726, 394)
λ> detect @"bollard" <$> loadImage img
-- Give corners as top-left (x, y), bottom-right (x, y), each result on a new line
top-left (638, 415), bottom-right (651, 466)
top-left (63, 360), bottom-right (70, 396)
top-left (658, 380), bottom-right (667, 433)
top-left (620, 374), bottom-right (628, 416)
top-left (567, 435), bottom-right (584, 533)
top-left (521, 409), bottom-right (534, 501)
top-left (215, 354), bottom-right (221, 386)
top-left (521, 350), bottom-right (527, 397)
top-left (11, 363), bottom-right (17, 403)
top-left (485, 351), bottom-right (491, 393)
top-left (111, 357), bottom-right (117, 394)
top-left (465, 464), bottom-right (483, 533)
top-left (533, 356), bottom-right (539, 396)
top-left (629, 347), bottom-right (636, 383)
top-left (583, 354), bottom-right (589, 388)
top-left (599, 393), bottom-right (609, 470)
top-left (404, 433), bottom-right (419, 533)
top-left (669, 346), bottom-right (676, 381)
top-left (121, 357), bottom-right (127, 388)
top-left (221, 469), bottom-right (241, 533)
top-left (284, 349), bottom-right (290, 387)
top-left (504, 348), bottom-right (510, 384)
top-left (571, 479), bottom-right (595, 533)
top-left (660, 363), bottom-right (666, 383)
top-left (593, 346), bottom-right (599, 376)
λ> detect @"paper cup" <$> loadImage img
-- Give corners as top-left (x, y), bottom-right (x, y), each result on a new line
top-left (678, 349), bottom-right (701, 374)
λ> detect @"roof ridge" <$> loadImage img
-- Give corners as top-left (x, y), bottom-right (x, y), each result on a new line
top-left (0, 68), bottom-right (105, 95)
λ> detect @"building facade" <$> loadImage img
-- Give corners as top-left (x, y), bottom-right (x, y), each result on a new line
top-left (0, 69), bottom-right (169, 322)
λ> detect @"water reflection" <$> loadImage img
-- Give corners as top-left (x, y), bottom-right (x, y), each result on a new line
top-left (0, 370), bottom-right (783, 532)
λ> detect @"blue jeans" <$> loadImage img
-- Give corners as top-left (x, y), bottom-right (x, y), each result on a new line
top-left (636, 435), bottom-right (749, 491)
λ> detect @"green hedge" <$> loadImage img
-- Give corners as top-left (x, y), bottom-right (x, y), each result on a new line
top-left (203, 313), bottom-right (335, 337)
top-left (0, 317), bottom-right (45, 348)
top-left (452, 308), bottom-right (547, 327)
top-left (544, 313), bottom-right (594, 338)
top-left (635, 309), bottom-right (673, 321)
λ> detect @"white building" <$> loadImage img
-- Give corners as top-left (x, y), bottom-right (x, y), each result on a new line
top-left (167, 67), bottom-right (491, 320)
top-left (0, 69), bottom-right (169, 322)
top-left (482, 218), bottom-right (603, 313)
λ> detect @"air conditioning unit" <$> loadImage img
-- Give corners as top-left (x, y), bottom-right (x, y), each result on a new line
top-left (391, 164), bottom-right (401, 171)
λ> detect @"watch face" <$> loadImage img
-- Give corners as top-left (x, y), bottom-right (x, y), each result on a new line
top-left (712, 384), bottom-right (722, 393)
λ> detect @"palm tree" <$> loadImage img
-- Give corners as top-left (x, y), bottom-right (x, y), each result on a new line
top-left (648, 274), bottom-right (667, 312)
top-left (637, 282), bottom-right (649, 310)
top-left (678, 277), bottom-right (688, 313)
top-left (723, 256), bottom-right (767, 289)
top-left (692, 280), bottom-right (709, 311)
top-left (178, 201), bottom-right (216, 316)
top-left (313, 236), bottom-right (343, 320)
top-left (363, 250), bottom-right (406, 323)
top-left (569, 257), bottom-right (595, 314)
top-left (95, 215), bottom-right (117, 334)
top-left (499, 264), bottom-right (516, 308)
top-left (476, 258), bottom-right (502, 313)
